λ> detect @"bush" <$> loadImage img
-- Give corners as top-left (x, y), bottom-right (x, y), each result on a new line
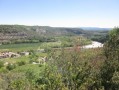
top-left (39, 64), bottom-right (43, 67)
top-left (100, 28), bottom-right (119, 90)
top-left (0, 68), bottom-right (8, 73)
top-left (17, 61), bottom-right (26, 66)
top-left (6, 63), bottom-right (16, 70)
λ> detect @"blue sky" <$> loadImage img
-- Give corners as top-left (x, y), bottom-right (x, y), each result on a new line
top-left (0, 0), bottom-right (119, 27)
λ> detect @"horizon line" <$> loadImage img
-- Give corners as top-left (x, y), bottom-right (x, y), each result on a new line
top-left (0, 24), bottom-right (115, 28)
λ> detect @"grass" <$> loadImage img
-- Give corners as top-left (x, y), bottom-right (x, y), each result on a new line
top-left (0, 64), bottom-right (45, 74)
top-left (1, 56), bottom-right (29, 64)
top-left (12, 64), bottom-right (45, 73)
top-left (37, 52), bottom-right (47, 57)
top-left (39, 41), bottom-right (61, 49)
top-left (0, 41), bottom-right (62, 52)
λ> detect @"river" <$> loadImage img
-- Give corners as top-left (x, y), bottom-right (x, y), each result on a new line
top-left (82, 41), bottom-right (103, 49)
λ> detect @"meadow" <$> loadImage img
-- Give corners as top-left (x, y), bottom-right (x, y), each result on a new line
top-left (0, 43), bottom-right (41, 52)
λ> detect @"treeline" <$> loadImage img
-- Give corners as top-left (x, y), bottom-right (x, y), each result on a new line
top-left (90, 34), bottom-right (109, 43)
top-left (85, 30), bottom-right (109, 43)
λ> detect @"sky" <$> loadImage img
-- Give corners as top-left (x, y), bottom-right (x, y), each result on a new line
top-left (0, 0), bottom-right (119, 28)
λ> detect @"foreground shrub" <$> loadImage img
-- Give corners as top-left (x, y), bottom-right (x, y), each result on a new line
top-left (17, 61), bottom-right (26, 66)
top-left (100, 27), bottom-right (119, 90)
top-left (6, 63), bottom-right (16, 70)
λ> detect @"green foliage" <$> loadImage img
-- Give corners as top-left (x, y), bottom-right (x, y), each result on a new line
top-left (35, 65), bottom-right (64, 90)
top-left (9, 79), bottom-right (27, 90)
top-left (73, 36), bottom-right (91, 46)
top-left (0, 25), bottom-right (108, 45)
top-left (17, 61), bottom-right (26, 66)
top-left (100, 27), bottom-right (119, 90)
top-left (91, 34), bottom-right (108, 43)
top-left (87, 30), bottom-right (109, 43)
top-left (40, 42), bottom-right (61, 48)
top-left (6, 63), bottom-right (16, 70)
top-left (29, 50), bottom-right (39, 63)
top-left (0, 25), bottom-right (113, 90)
top-left (41, 49), bottom-right (100, 90)
top-left (0, 48), bottom-right (104, 90)
top-left (0, 43), bottom-right (41, 52)
top-left (0, 67), bottom-right (8, 73)
top-left (0, 61), bottom-right (4, 68)
top-left (0, 72), bottom-right (30, 90)
top-left (12, 64), bottom-right (44, 73)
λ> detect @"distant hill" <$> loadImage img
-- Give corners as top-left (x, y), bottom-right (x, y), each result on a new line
top-left (80, 27), bottom-right (111, 31)
top-left (0, 25), bottom-right (110, 44)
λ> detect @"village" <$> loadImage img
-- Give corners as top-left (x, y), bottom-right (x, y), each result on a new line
top-left (0, 51), bottom-right (29, 59)
top-left (0, 48), bottom-right (48, 66)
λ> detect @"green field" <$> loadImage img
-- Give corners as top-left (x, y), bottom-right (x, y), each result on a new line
top-left (12, 64), bottom-right (45, 73)
top-left (0, 43), bottom-right (41, 52)
top-left (40, 41), bottom-right (62, 48)
top-left (1, 56), bottom-right (29, 63)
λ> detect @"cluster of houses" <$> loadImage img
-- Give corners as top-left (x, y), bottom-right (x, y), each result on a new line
top-left (0, 52), bottom-right (20, 59)
top-left (0, 49), bottom-right (47, 66)
top-left (0, 51), bottom-right (30, 59)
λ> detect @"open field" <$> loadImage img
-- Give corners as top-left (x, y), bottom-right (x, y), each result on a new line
top-left (12, 64), bottom-right (45, 73)
top-left (0, 43), bottom-right (41, 52)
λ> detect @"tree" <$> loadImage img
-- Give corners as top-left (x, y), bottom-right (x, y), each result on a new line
top-left (100, 27), bottom-right (119, 90)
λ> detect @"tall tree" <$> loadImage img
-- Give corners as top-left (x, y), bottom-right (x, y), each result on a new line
top-left (100, 28), bottom-right (119, 90)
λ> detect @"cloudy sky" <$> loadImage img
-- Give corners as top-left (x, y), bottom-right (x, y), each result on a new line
top-left (0, 0), bottom-right (119, 28)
